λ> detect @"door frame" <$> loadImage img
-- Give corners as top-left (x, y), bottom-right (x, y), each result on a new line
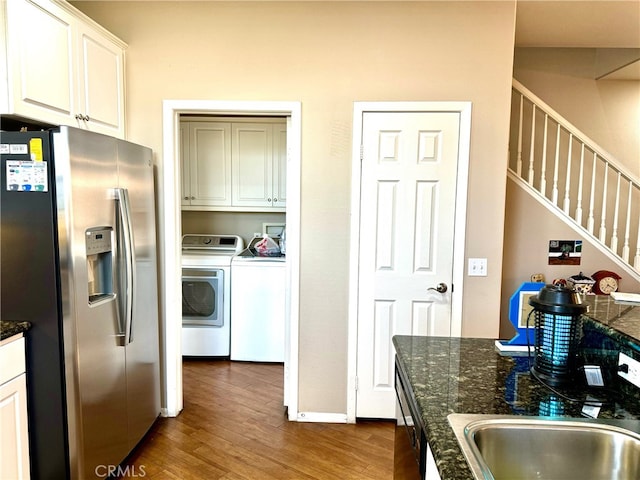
top-left (346, 102), bottom-right (471, 422)
top-left (160, 100), bottom-right (301, 420)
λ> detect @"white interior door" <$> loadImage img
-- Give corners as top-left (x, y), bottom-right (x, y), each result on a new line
top-left (355, 111), bottom-right (462, 419)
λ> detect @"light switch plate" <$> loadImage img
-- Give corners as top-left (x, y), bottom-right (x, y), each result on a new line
top-left (468, 258), bottom-right (487, 276)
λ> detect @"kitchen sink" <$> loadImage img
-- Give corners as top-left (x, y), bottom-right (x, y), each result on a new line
top-left (448, 414), bottom-right (640, 480)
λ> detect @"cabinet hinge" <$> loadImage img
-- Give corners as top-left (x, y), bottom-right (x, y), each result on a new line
top-left (354, 376), bottom-right (358, 391)
top-left (359, 144), bottom-right (363, 162)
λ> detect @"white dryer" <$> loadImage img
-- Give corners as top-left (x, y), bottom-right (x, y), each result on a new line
top-left (181, 234), bottom-right (243, 356)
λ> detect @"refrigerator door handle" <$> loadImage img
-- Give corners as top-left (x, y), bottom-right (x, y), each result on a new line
top-left (115, 187), bottom-right (136, 346)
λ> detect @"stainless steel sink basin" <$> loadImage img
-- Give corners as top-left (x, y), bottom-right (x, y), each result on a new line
top-left (448, 414), bottom-right (640, 480)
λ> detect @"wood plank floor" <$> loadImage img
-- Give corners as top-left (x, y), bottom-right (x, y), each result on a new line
top-left (122, 360), bottom-right (394, 479)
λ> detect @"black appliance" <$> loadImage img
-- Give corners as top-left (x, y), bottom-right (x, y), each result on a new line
top-left (393, 358), bottom-right (425, 480)
top-left (529, 284), bottom-right (588, 386)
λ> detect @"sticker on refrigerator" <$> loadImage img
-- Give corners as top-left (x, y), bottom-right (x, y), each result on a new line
top-left (5, 160), bottom-right (48, 192)
top-left (9, 144), bottom-right (28, 155)
top-left (29, 138), bottom-right (43, 161)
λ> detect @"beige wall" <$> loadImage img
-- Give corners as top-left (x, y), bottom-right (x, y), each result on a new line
top-left (72, 1), bottom-right (517, 415)
top-left (514, 48), bottom-right (640, 177)
top-left (182, 211), bottom-right (286, 247)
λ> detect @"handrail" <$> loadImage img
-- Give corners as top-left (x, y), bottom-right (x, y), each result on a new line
top-left (510, 80), bottom-right (640, 272)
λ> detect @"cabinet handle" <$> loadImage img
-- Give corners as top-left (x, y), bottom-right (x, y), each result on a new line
top-left (84, 115), bottom-right (90, 122)
top-left (184, 196), bottom-right (189, 200)
top-left (191, 196), bottom-right (195, 200)
top-left (273, 198), bottom-right (278, 203)
top-left (75, 113), bottom-right (83, 120)
top-left (268, 198), bottom-right (272, 203)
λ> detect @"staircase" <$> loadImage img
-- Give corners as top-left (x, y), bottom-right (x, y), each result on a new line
top-left (508, 79), bottom-right (640, 279)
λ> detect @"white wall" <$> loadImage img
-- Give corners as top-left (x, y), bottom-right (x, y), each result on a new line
top-left (72, 0), bottom-right (517, 415)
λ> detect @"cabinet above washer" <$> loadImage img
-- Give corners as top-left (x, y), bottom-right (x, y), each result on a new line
top-left (180, 117), bottom-right (287, 212)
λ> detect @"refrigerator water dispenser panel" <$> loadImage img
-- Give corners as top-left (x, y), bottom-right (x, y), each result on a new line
top-left (86, 227), bottom-right (114, 304)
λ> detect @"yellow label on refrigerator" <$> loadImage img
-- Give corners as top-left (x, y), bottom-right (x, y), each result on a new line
top-left (29, 138), bottom-right (43, 161)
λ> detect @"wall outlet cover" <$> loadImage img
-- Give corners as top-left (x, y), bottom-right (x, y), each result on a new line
top-left (618, 352), bottom-right (640, 389)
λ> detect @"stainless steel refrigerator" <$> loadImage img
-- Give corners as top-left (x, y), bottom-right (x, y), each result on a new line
top-left (0, 126), bottom-right (160, 480)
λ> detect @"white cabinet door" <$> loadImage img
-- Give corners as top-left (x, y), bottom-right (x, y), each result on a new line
top-left (75, 20), bottom-right (125, 137)
top-left (3, 0), bottom-right (76, 124)
top-left (0, 374), bottom-right (30, 480)
top-left (180, 122), bottom-right (191, 206)
top-left (2, 0), bottom-right (126, 138)
top-left (231, 122), bottom-right (273, 207)
top-left (189, 122), bottom-right (232, 206)
top-left (273, 122), bottom-right (287, 208)
top-left (0, 336), bottom-right (29, 480)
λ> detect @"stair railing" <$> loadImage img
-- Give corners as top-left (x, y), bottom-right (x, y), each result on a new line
top-left (509, 79), bottom-right (640, 272)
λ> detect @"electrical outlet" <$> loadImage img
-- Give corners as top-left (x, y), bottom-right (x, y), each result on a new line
top-left (618, 352), bottom-right (640, 389)
top-left (468, 258), bottom-right (487, 277)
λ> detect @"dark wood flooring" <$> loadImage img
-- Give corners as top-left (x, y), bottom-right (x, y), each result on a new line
top-left (122, 360), bottom-right (394, 479)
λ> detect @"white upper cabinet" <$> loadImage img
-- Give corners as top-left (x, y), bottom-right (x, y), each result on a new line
top-left (1, 0), bottom-right (126, 138)
top-left (75, 19), bottom-right (124, 136)
top-left (181, 118), bottom-right (286, 212)
top-left (231, 121), bottom-right (286, 210)
top-left (183, 122), bottom-right (232, 207)
top-left (273, 122), bottom-right (287, 207)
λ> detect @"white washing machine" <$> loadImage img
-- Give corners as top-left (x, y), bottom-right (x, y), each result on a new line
top-left (230, 238), bottom-right (286, 362)
top-left (181, 234), bottom-right (244, 356)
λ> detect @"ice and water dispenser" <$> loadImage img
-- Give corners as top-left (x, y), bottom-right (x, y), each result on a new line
top-left (86, 227), bottom-right (114, 304)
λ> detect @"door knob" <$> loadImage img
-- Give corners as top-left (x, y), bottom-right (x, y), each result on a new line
top-left (428, 283), bottom-right (448, 293)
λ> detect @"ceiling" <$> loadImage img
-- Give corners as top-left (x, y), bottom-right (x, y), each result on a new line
top-left (515, 1), bottom-right (639, 48)
top-left (515, 0), bottom-right (640, 79)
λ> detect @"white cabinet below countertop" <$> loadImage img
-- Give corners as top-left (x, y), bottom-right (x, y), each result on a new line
top-left (0, 334), bottom-right (30, 480)
top-left (1, 0), bottom-right (126, 138)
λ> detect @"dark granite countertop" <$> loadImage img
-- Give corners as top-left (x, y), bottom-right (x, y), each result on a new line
top-left (582, 295), bottom-right (640, 347)
top-left (1, 320), bottom-right (31, 341)
top-left (393, 329), bottom-right (640, 480)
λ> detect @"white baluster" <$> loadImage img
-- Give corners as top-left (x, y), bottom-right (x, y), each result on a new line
top-left (611, 172), bottom-right (621, 254)
top-left (622, 182), bottom-right (632, 262)
top-left (528, 104), bottom-right (536, 184)
top-left (516, 93), bottom-right (524, 176)
top-left (552, 124), bottom-right (560, 205)
top-left (587, 152), bottom-right (597, 234)
top-left (575, 143), bottom-right (585, 225)
top-left (540, 114), bottom-right (548, 196)
top-left (634, 215), bottom-right (640, 270)
top-left (599, 163), bottom-right (608, 243)
top-left (563, 134), bottom-right (573, 214)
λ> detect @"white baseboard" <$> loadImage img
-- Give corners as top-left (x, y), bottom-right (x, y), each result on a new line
top-left (160, 407), bottom-right (179, 418)
top-left (296, 412), bottom-right (348, 423)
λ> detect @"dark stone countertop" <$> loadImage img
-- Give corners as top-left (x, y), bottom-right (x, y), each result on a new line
top-left (393, 328), bottom-right (640, 480)
top-left (582, 295), bottom-right (640, 348)
top-left (1, 320), bottom-right (31, 341)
